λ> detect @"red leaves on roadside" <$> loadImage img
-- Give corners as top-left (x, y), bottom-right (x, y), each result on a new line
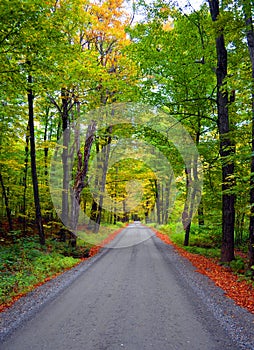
top-left (154, 229), bottom-right (254, 314)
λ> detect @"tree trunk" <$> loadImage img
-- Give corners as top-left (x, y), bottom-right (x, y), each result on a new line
top-left (182, 166), bottom-right (191, 246)
top-left (0, 172), bottom-right (13, 232)
top-left (182, 114), bottom-right (201, 245)
top-left (95, 126), bottom-right (112, 231)
top-left (44, 107), bottom-right (49, 183)
top-left (161, 184), bottom-right (165, 223)
top-left (89, 199), bottom-right (98, 229)
top-left (61, 88), bottom-right (70, 225)
top-left (22, 123), bottom-right (29, 233)
top-left (243, 0), bottom-right (254, 269)
top-left (198, 200), bottom-right (205, 226)
top-left (182, 158), bottom-right (199, 247)
top-left (183, 223), bottom-right (191, 247)
top-left (196, 116), bottom-right (204, 227)
top-left (71, 120), bottom-right (96, 232)
top-left (155, 180), bottom-right (161, 225)
top-left (122, 199), bottom-right (128, 223)
top-left (208, 0), bottom-right (235, 262)
top-left (27, 74), bottom-right (45, 245)
top-left (113, 167), bottom-right (118, 225)
top-left (164, 183), bottom-right (170, 224)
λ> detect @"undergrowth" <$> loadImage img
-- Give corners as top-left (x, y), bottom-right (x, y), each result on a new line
top-left (0, 237), bottom-right (82, 305)
top-left (158, 223), bottom-right (221, 259)
top-left (0, 222), bottom-right (125, 306)
top-left (157, 222), bottom-right (253, 278)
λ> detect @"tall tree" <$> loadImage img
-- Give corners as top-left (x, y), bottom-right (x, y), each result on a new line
top-left (208, 0), bottom-right (235, 262)
top-left (27, 72), bottom-right (45, 245)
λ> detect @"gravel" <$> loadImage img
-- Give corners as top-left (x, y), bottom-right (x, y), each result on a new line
top-left (0, 232), bottom-right (254, 349)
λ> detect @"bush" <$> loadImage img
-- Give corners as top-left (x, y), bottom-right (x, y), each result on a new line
top-left (230, 258), bottom-right (246, 273)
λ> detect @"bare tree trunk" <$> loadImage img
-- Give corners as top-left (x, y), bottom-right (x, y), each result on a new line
top-left (27, 73), bottom-right (45, 245)
top-left (208, 0), bottom-right (235, 262)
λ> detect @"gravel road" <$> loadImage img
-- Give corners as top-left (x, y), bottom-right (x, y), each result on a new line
top-left (0, 223), bottom-right (254, 349)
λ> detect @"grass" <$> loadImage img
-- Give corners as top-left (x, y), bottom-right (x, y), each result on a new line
top-left (158, 223), bottom-right (222, 259)
top-left (77, 221), bottom-right (124, 246)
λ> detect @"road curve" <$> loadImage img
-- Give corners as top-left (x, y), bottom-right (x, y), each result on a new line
top-left (1, 223), bottom-right (253, 349)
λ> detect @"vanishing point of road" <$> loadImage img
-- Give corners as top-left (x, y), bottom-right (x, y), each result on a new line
top-left (1, 223), bottom-right (254, 350)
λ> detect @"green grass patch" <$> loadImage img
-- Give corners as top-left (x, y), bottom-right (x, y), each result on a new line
top-left (0, 237), bottom-right (80, 306)
top-left (183, 246), bottom-right (221, 259)
top-left (158, 223), bottom-right (221, 259)
top-left (77, 222), bottom-right (125, 246)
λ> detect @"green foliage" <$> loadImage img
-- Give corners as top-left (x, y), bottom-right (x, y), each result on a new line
top-left (0, 237), bottom-right (80, 305)
top-left (229, 258), bottom-right (246, 274)
top-left (48, 239), bottom-right (91, 259)
top-left (189, 224), bottom-right (222, 248)
top-left (159, 223), bottom-right (185, 244)
top-left (159, 222), bottom-right (221, 258)
top-left (0, 0), bottom-right (254, 282)
top-left (183, 245), bottom-right (220, 259)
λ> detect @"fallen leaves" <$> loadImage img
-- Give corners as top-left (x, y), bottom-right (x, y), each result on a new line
top-left (154, 229), bottom-right (254, 314)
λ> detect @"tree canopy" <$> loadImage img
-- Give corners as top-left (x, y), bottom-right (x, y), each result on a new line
top-left (1, 0), bottom-right (254, 271)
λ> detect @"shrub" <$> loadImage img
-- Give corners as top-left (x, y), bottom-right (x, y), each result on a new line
top-left (230, 258), bottom-right (246, 273)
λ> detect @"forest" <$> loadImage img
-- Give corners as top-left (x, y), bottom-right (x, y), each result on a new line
top-left (1, 0), bottom-right (254, 307)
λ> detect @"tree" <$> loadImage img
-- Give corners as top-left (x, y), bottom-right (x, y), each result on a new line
top-left (126, 4), bottom-right (213, 232)
top-left (208, 0), bottom-right (235, 262)
top-left (70, 120), bottom-right (97, 233)
top-left (27, 71), bottom-right (45, 245)
top-left (0, 0), bottom-right (56, 243)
